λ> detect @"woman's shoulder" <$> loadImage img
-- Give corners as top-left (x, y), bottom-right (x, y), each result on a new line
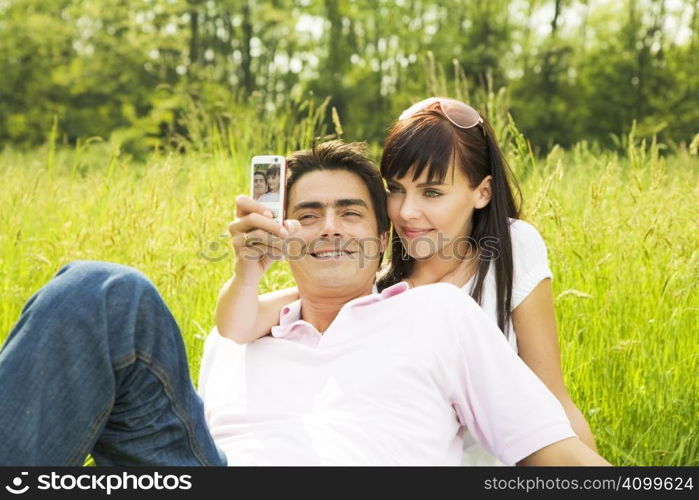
top-left (509, 218), bottom-right (546, 242)
top-left (508, 218), bottom-right (549, 257)
top-left (507, 218), bottom-right (553, 308)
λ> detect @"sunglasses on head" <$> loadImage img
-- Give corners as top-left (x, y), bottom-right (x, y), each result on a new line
top-left (399, 97), bottom-right (484, 130)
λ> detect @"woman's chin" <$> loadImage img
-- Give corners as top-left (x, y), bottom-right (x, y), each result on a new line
top-left (400, 238), bottom-right (439, 261)
top-left (406, 249), bottom-right (439, 261)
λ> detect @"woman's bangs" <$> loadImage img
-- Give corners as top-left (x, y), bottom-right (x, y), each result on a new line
top-left (381, 115), bottom-right (455, 184)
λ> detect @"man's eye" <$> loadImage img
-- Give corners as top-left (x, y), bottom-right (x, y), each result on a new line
top-left (343, 211), bottom-right (361, 217)
top-left (298, 214), bottom-right (317, 220)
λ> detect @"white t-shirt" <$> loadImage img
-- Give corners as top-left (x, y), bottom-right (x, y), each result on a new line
top-left (257, 191), bottom-right (279, 202)
top-left (199, 282), bottom-right (573, 465)
top-left (461, 219), bottom-right (554, 465)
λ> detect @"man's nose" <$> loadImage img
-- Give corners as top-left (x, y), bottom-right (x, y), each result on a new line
top-left (320, 213), bottom-right (341, 237)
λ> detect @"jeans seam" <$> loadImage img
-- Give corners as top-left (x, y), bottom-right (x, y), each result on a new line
top-left (134, 349), bottom-right (212, 466)
top-left (66, 397), bottom-right (114, 466)
top-left (113, 352), bottom-right (136, 371)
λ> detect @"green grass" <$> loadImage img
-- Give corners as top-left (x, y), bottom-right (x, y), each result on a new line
top-left (1, 133), bottom-right (697, 466)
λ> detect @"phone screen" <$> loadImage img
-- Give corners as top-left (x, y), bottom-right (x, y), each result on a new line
top-left (250, 155), bottom-right (286, 224)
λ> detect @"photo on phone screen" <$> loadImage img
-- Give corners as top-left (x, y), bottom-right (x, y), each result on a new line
top-left (250, 155), bottom-right (286, 224)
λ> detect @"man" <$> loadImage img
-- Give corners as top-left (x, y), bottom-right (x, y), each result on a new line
top-left (252, 171), bottom-right (268, 200)
top-left (0, 140), bottom-right (608, 466)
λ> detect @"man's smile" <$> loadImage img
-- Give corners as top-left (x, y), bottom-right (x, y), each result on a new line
top-left (309, 248), bottom-right (357, 259)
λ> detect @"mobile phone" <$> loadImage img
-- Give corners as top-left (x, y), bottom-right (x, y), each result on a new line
top-left (250, 155), bottom-right (286, 224)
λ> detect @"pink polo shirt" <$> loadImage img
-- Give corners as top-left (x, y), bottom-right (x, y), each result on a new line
top-left (198, 282), bottom-right (575, 465)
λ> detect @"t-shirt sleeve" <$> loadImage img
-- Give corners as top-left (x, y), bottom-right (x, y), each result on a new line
top-left (510, 220), bottom-right (553, 310)
top-left (445, 291), bottom-right (574, 465)
top-left (197, 327), bottom-right (221, 399)
top-left (198, 326), bottom-right (242, 399)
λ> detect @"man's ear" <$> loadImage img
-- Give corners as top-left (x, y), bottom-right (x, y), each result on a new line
top-left (474, 175), bottom-right (492, 209)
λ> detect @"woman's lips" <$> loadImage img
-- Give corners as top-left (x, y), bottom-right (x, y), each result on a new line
top-left (400, 227), bottom-right (433, 238)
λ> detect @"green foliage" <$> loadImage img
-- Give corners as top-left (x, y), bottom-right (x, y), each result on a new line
top-left (2, 0), bottom-right (697, 467)
top-left (521, 134), bottom-right (698, 466)
top-left (1, 0), bottom-right (698, 153)
top-left (1, 107), bottom-right (697, 465)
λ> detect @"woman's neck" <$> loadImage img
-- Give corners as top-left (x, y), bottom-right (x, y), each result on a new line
top-left (408, 249), bottom-right (479, 288)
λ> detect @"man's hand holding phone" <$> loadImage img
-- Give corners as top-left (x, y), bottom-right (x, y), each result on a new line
top-left (228, 195), bottom-right (299, 282)
top-left (215, 154), bottom-right (296, 343)
top-left (215, 196), bottom-right (299, 342)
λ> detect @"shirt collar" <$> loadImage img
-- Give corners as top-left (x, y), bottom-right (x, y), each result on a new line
top-left (270, 281), bottom-right (409, 344)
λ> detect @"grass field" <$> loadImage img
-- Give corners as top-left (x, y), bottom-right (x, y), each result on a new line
top-left (1, 127), bottom-right (697, 465)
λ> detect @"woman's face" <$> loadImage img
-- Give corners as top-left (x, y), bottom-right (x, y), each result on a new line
top-left (267, 172), bottom-right (280, 192)
top-left (386, 165), bottom-right (490, 261)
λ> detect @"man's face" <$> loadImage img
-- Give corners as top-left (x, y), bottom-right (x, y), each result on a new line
top-left (253, 173), bottom-right (267, 197)
top-left (286, 170), bottom-right (387, 295)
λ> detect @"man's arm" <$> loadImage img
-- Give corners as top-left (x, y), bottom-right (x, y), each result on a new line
top-left (439, 285), bottom-right (611, 466)
top-left (518, 437), bottom-right (610, 466)
top-left (215, 195), bottom-right (299, 343)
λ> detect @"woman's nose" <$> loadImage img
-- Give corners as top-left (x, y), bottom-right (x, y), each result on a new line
top-left (398, 195), bottom-right (421, 221)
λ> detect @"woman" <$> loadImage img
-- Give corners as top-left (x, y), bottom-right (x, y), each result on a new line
top-left (218, 97), bottom-right (597, 463)
top-left (258, 164), bottom-right (280, 202)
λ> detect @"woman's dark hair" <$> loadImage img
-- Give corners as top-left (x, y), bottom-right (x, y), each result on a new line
top-left (267, 164), bottom-right (280, 178)
top-left (286, 139), bottom-right (389, 240)
top-left (376, 108), bottom-right (522, 335)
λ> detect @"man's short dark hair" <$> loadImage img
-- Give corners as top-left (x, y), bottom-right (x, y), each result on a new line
top-left (285, 140), bottom-right (389, 235)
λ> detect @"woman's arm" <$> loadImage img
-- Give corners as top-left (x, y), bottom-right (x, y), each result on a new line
top-left (215, 280), bottom-right (298, 344)
top-left (512, 278), bottom-right (598, 452)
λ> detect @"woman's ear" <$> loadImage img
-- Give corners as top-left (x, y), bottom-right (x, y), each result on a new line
top-left (474, 175), bottom-right (493, 209)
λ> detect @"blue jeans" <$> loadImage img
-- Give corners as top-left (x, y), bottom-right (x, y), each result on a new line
top-left (0, 261), bottom-right (227, 466)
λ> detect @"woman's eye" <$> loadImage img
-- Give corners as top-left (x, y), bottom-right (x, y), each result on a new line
top-left (424, 189), bottom-right (442, 198)
top-left (387, 185), bottom-right (403, 194)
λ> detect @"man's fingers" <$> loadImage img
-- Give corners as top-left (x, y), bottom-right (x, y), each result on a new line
top-left (231, 232), bottom-right (278, 260)
top-left (243, 229), bottom-right (285, 251)
top-left (235, 195), bottom-right (275, 219)
top-left (231, 226), bottom-right (285, 261)
top-left (283, 219), bottom-right (301, 235)
top-left (230, 232), bottom-right (247, 251)
top-left (229, 212), bottom-right (288, 239)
